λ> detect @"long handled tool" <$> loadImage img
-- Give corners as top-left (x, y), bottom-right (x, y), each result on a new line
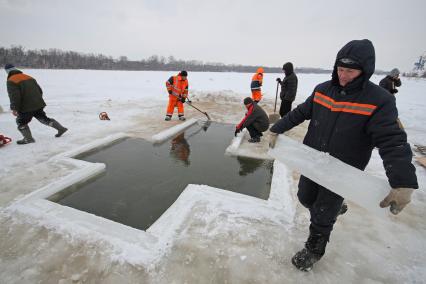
top-left (171, 93), bottom-right (211, 120)
top-left (185, 100), bottom-right (211, 121)
top-left (269, 81), bottom-right (281, 123)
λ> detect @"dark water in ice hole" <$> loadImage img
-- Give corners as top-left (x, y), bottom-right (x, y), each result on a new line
top-left (56, 122), bottom-right (273, 230)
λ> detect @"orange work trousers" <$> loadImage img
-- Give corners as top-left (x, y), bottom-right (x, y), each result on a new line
top-left (252, 90), bottom-right (262, 102)
top-left (166, 95), bottom-right (184, 116)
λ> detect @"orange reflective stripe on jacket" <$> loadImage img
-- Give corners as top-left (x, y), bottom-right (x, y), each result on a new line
top-left (166, 75), bottom-right (188, 97)
top-left (313, 92), bottom-right (377, 116)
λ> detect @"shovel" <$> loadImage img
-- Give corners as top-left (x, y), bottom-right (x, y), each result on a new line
top-left (186, 100), bottom-right (211, 121)
top-left (269, 81), bottom-right (281, 123)
top-left (171, 93), bottom-right (211, 121)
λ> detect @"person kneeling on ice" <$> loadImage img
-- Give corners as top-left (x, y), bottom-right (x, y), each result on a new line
top-left (235, 97), bottom-right (269, 143)
top-left (165, 70), bottom-right (190, 121)
top-left (4, 64), bottom-right (68, 145)
top-left (269, 39), bottom-right (418, 272)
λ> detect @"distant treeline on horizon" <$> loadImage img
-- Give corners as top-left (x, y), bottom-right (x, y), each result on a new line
top-left (0, 45), bottom-right (333, 74)
top-left (0, 45), bottom-right (389, 75)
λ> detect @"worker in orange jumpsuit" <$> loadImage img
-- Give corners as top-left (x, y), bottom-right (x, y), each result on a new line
top-left (165, 71), bottom-right (189, 121)
top-left (251, 67), bottom-right (264, 103)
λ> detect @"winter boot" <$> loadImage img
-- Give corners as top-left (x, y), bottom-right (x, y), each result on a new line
top-left (165, 115), bottom-right (172, 121)
top-left (178, 115), bottom-right (186, 121)
top-left (248, 136), bottom-right (261, 143)
top-left (339, 201), bottom-right (348, 215)
top-left (291, 229), bottom-right (328, 272)
top-left (17, 125), bottom-right (35, 145)
top-left (49, 119), bottom-right (68, 137)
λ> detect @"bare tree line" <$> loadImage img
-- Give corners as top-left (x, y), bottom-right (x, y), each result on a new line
top-left (403, 71), bottom-right (426, 78)
top-left (0, 45), bottom-right (333, 74)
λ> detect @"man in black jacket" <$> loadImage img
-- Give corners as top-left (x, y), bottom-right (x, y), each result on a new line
top-left (379, 68), bottom-right (401, 95)
top-left (269, 40), bottom-right (418, 271)
top-left (276, 62), bottom-right (298, 117)
top-left (5, 64), bottom-right (68, 144)
top-left (235, 97), bottom-right (269, 143)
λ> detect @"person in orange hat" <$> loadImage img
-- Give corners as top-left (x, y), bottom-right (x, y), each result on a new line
top-left (165, 71), bottom-right (189, 121)
top-left (250, 67), bottom-right (264, 103)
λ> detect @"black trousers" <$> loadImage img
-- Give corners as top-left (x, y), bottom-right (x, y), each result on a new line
top-left (297, 175), bottom-right (344, 237)
top-left (246, 124), bottom-right (263, 138)
top-left (16, 108), bottom-right (52, 128)
top-left (279, 99), bottom-right (292, 118)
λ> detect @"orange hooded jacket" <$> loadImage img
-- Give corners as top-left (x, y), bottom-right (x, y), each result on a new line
top-left (251, 67), bottom-right (264, 101)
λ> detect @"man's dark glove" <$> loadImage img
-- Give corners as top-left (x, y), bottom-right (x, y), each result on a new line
top-left (392, 89), bottom-right (398, 94)
top-left (168, 90), bottom-right (172, 95)
top-left (276, 78), bottom-right (281, 83)
top-left (234, 128), bottom-right (241, 137)
top-left (180, 97), bottom-right (186, 103)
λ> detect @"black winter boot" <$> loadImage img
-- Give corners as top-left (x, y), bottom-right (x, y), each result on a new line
top-left (17, 125), bottom-right (35, 145)
top-left (49, 119), bottom-right (68, 137)
top-left (292, 229), bottom-right (328, 272)
top-left (248, 136), bottom-right (261, 143)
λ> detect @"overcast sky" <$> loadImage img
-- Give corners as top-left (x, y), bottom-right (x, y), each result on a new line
top-left (1, 0), bottom-right (425, 71)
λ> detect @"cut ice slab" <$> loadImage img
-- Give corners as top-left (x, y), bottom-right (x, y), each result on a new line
top-left (268, 135), bottom-right (391, 218)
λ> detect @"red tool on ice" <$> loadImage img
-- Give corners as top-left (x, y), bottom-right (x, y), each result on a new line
top-left (99, 112), bottom-right (110, 120)
top-left (0, 134), bottom-right (12, 147)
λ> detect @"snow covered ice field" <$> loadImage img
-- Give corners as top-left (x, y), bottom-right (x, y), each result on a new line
top-left (0, 69), bottom-right (425, 283)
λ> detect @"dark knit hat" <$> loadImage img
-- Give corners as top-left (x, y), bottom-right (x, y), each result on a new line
top-left (243, 97), bottom-right (253, 105)
top-left (4, 63), bottom-right (16, 73)
top-left (337, 57), bottom-right (362, 70)
top-left (180, 70), bottom-right (188, 77)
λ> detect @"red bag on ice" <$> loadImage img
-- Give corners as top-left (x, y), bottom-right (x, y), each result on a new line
top-left (0, 134), bottom-right (12, 147)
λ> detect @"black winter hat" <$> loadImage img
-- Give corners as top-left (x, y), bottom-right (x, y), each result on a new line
top-left (5, 63), bottom-right (14, 70)
top-left (180, 70), bottom-right (188, 77)
top-left (332, 39), bottom-right (375, 87)
top-left (4, 63), bottom-right (16, 73)
top-left (243, 97), bottom-right (253, 105)
top-left (336, 57), bottom-right (362, 70)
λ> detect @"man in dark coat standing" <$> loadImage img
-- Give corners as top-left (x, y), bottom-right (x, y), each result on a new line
top-left (5, 64), bottom-right (68, 144)
top-left (276, 62), bottom-right (298, 117)
top-left (235, 97), bottom-right (269, 143)
top-left (379, 68), bottom-right (401, 95)
top-left (269, 40), bottom-right (418, 271)
top-left (379, 68), bottom-right (404, 129)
